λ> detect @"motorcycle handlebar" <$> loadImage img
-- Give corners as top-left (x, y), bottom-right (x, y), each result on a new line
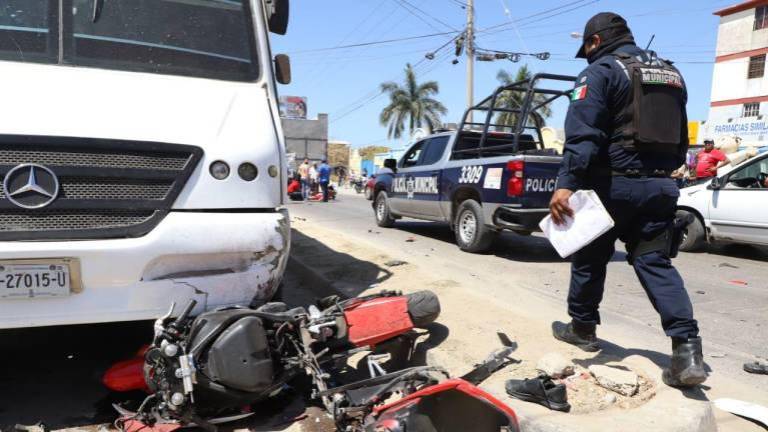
top-left (174, 299), bottom-right (197, 327)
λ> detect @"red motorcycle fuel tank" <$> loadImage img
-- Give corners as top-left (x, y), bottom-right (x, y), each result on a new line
top-left (344, 296), bottom-right (413, 347)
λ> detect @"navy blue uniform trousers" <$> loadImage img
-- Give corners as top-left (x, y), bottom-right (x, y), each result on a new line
top-left (568, 176), bottom-right (699, 339)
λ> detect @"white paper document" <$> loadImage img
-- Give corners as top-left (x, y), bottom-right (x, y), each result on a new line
top-left (539, 190), bottom-right (615, 258)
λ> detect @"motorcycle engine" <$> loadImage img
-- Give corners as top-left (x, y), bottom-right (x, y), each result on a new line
top-left (146, 308), bottom-right (277, 417)
top-left (191, 311), bottom-right (274, 393)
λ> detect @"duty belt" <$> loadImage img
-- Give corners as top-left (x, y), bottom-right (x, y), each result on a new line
top-left (611, 169), bottom-right (672, 178)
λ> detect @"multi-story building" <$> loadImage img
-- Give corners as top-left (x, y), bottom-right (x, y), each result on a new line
top-left (705, 1), bottom-right (768, 145)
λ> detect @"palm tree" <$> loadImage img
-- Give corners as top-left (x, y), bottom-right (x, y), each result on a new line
top-left (379, 63), bottom-right (447, 139)
top-left (494, 65), bottom-right (552, 131)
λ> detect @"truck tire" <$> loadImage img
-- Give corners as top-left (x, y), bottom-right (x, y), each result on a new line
top-left (406, 290), bottom-right (440, 327)
top-left (454, 199), bottom-right (496, 253)
top-left (677, 210), bottom-right (705, 252)
top-left (375, 191), bottom-right (396, 228)
top-left (365, 186), bottom-right (373, 200)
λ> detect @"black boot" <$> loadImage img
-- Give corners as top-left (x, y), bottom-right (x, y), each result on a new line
top-left (552, 320), bottom-right (599, 352)
top-left (662, 337), bottom-right (707, 387)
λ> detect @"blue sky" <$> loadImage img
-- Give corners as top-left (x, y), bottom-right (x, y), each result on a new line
top-left (271, 0), bottom-right (733, 148)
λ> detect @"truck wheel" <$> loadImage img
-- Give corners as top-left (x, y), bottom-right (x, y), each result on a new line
top-left (677, 210), bottom-right (705, 252)
top-left (406, 290), bottom-right (440, 327)
top-left (454, 200), bottom-right (496, 253)
top-left (375, 192), bottom-right (396, 228)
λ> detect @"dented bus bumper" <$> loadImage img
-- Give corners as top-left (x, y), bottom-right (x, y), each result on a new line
top-left (0, 209), bottom-right (290, 329)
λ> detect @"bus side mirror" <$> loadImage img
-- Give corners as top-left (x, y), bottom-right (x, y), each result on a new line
top-left (266, 0), bottom-right (289, 35)
top-left (384, 158), bottom-right (397, 172)
top-left (274, 54), bottom-right (291, 85)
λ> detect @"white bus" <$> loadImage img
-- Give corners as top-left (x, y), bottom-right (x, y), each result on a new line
top-left (0, 0), bottom-right (292, 328)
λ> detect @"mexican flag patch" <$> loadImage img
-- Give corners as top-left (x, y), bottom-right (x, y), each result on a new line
top-left (571, 85), bottom-right (588, 101)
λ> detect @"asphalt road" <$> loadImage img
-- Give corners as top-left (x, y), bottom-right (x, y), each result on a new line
top-left (288, 191), bottom-right (768, 386)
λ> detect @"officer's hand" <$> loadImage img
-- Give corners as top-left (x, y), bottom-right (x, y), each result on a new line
top-left (549, 189), bottom-right (575, 225)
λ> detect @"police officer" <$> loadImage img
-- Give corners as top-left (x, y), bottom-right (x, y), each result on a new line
top-left (549, 12), bottom-right (707, 388)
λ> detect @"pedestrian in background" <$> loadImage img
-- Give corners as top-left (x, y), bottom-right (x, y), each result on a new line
top-left (310, 163), bottom-right (319, 194)
top-left (695, 139), bottom-right (730, 180)
top-left (548, 12), bottom-right (706, 388)
top-left (319, 160), bottom-right (331, 202)
top-left (298, 158), bottom-right (310, 200)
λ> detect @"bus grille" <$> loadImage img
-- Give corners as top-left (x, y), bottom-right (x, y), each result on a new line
top-left (0, 136), bottom-right (202, 241)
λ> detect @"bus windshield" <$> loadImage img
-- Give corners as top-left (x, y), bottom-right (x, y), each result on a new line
top-left (0, 0), bottom-right (258, 82)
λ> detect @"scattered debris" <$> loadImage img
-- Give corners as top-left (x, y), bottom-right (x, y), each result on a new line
top-left (368, 229), bottom-right (381, 234)
top-left (536, 353), bottom-right (575, 379)
top-left (603, 393), bottom-right (617, 405)
top-left (384, 260), bottom-right (408, 267)
top-left (718, 262), bottom-right (739, 269)
top-left (405, 237), bottom-right (415, 242)
top-left (14, 423), bottom-right (47, 432)
top-left (729, 280), bottom-right (749, 286)
top-left (695, 290), bottom-right (706, 295)
top-left (295, 217), bottom-right (307, 222)
top-left (709, 352), bottom-right (727, 358)
top-left (714, 398), bottom-right (768, 428)
top-left (588, 365), bottom-right (639, 397)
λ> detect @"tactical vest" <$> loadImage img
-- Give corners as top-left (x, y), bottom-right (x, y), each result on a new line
top-left (613, 52), bottom-right (686, 154)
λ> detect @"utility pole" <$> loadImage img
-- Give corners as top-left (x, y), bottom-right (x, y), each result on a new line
top-left (466, 0), bottom-right (474, 123)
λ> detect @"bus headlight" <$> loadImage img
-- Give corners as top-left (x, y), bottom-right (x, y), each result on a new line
top-left (209, 161), bottom-right (230, 180)
top-left (238, 163), bottom-right (258, 181)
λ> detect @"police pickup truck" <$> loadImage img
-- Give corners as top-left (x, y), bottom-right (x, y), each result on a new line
top-left (372, 74), bottom-right (575, 253)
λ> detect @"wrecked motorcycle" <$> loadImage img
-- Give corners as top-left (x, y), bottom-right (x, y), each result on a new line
top-left (322, 339), bottom-right (521, 432)
top-left (103, 290), bottom-right (441, 430)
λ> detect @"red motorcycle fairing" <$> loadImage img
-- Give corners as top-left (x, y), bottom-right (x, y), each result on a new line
top-left (369, 379), bottom-right (520, 432)
top-left (344, 296), bottom-right (414, 347)
top-left (103, 346), bottom-right (150, 392)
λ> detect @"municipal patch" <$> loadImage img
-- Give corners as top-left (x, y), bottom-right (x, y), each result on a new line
top-left (571, 85), bottom-right (588, 101)
top-left (639, 68), bottom-right (683, 87)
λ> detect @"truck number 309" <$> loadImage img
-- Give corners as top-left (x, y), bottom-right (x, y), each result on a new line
top-left (458, 166), bottom-right (484, 184)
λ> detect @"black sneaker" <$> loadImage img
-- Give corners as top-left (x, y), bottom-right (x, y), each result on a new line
top-left (744, 361), bottom-right (768, 375)
top-left (552, 321), bottom-right (600, 352)
top-left (506, 375), bottom-right (571, 412)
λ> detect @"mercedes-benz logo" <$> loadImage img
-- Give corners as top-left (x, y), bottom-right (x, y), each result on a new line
top-left (3, 164), bottom-right (60, 209)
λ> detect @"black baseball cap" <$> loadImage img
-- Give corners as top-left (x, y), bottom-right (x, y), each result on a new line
top-left (576, 12), bottom-right (631, 58)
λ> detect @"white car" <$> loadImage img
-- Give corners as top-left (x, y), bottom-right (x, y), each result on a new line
top-left (677, 152), bottom-right (768, 251)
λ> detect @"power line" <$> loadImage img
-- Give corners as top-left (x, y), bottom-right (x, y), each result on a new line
top-left (478, 0), bottom-right (596, 35)
top-left (330, 41), bottom-right (456, 125)
top-left (397, 0), bottom-right (460, 31)
top-left (288, 30), bottom-right (460, 54)
top-left (391, 0), bottom-right (446, 32)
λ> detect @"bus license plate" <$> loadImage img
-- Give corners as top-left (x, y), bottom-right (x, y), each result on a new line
top-left (0, 263), bottom-right (71, 299)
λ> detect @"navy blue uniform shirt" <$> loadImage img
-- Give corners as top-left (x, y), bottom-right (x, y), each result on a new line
top-left (557, 44), bottom-right (689, 191)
